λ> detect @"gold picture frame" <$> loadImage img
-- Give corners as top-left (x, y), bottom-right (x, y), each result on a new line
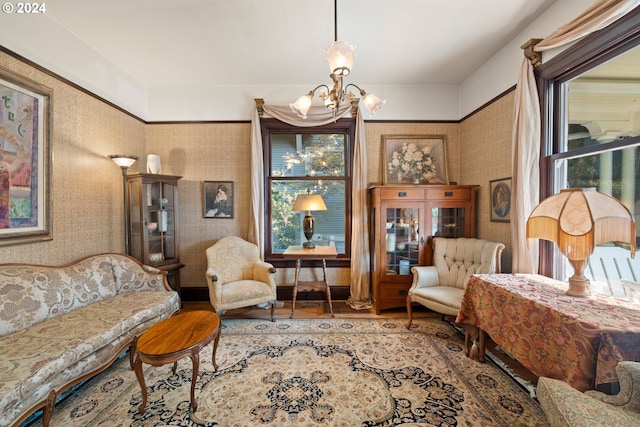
top-left (0, 66), bottom-right (52, 246)
top-left (382, 135), bottom-right (449, 185)
top-left (489, 177), bottom-right (511, 222)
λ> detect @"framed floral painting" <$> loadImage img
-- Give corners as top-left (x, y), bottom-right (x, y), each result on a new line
top-left (382, 135), bottom-right (449, 185)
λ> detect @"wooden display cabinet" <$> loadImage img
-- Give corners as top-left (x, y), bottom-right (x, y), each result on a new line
top-left (126, 173), bottom-right (184, 298)
top-left (369, 184), bottom-right (478, 314)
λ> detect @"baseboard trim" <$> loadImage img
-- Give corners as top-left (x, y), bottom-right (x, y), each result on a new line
top-left (180, 286), bottom-right (351, 302)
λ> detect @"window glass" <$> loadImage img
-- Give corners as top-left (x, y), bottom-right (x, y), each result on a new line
top-left (547, 41), bottom-right (640, 297)
top-left (265, 124), bottom-right (352, 259)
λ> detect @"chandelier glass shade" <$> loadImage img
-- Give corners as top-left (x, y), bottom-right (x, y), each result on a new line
top-left (290, 2), bottom-right (385, 119)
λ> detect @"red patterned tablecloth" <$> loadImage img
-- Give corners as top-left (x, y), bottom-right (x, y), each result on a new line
top-left (455, 273), bottom-right (640, 392)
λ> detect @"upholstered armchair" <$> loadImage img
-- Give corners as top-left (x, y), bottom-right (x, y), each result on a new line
top-left (205, 236), bottom-right (278, 321)
top-left (537, 361), bottom-right (640, 426)
top-left (406, 237), bottom-right (504, 328)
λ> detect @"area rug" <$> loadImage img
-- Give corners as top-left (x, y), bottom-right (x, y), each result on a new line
top-left (42, 318), bottom-right (549, 426)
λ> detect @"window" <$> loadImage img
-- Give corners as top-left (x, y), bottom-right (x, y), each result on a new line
top-left (261, 118), bottom-right (354, 265)
top-left (537, 8), bottom-right (640, 294)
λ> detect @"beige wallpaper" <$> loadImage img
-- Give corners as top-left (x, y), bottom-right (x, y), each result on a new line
top-left (460, 92), bottom-right (516, 272)
top-left (0, 51), bottom-right (516, 290)
top-left (0, 51), bottom-right (146, 265)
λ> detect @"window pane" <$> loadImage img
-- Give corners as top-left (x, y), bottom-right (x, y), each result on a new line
top-left (271, 133), bottom-right (345, 177)
top-left (554, 146), bottom-right (640, 297)
top-left (270, 180), bottom-right (345, 254)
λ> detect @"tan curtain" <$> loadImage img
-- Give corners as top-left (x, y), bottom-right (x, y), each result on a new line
top-left (511, 0), bottom-right (640, 273)
top-left (249, 104), bottom-right (372, 306)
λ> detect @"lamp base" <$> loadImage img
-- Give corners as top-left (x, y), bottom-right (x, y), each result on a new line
top-left (303, 241), bottom-right (316, 249)
top-left (566, 275), bottom-right (591, 297)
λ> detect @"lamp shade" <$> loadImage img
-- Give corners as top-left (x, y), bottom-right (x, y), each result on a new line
top-left (526, 188), bottom-right (635, 261)
top-left (290, 94), bottom-right (313, 119)
top-left (293, 194), bottom-right (327, 212)
top-left (108, 154), bottom-right (138, 168)
top-left (324, 41), bottom-right (356, 77)
top-left (362, 92), bottom-right (386, 115)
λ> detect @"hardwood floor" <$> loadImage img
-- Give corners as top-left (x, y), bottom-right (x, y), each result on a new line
top-left (180, 300), bottom-right (441, 321)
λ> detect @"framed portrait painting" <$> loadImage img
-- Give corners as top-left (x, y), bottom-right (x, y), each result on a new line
top-left (490, 177), bottom-right (511, 222)
top-left (204, 181), bottom-right (234, 218)
top-left (0, 67), bottom-right (52, 246)
top-left (382, 135), bottom-right (449, 185)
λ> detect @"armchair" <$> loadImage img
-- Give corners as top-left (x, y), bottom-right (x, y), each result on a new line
top-left (406, 237), bottom-right (504, 328)
top-left (205, 236), bottom-right (278, 321)
top-left (537, 361), bottom-right (640, 426)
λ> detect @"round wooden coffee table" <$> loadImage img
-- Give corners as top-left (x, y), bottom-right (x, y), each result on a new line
top-left (133, 310), bottom-right (220, 414)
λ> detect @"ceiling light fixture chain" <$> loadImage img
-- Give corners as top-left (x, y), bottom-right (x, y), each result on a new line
top-left (290, 0), bottom-right (385, 119)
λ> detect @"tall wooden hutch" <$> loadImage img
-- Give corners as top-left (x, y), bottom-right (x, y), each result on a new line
top-left (126, 173), bottom-right (183, 298)
top-left (369, 184), bottom-right (478, 314)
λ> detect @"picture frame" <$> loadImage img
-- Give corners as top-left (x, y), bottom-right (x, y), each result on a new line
top-left (489, 177), bottom-right (511, 222)
top-left (382, 134), bottom-right (449, 185)
top-left (0, 66), bottom-right (52, 246)
top-left (204, 181), bottom-right (234, 218)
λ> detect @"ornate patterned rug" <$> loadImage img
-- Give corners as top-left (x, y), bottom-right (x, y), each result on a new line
top-left (42, 318), bottom-right (549, 426)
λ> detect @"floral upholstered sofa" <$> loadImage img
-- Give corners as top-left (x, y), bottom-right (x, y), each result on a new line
top-left (0, 253), bottom-right (180, 427)
top-left (537, 361), bottom-right (640, 426)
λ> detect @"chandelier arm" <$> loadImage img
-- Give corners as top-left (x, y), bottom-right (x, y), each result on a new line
top-left (344, 83), bottom-right (366, 96)
top-left (309, 84), bottom-right (331, 96)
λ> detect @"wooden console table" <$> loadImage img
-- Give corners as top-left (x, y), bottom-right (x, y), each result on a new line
top-left (456, 274), bottom-right (640, 392)
top-left (283, 245), bottom-right (337, 318)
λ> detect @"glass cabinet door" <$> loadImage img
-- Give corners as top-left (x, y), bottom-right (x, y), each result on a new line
top-left (383, 204), bottom-right (423, 278)
top-left (144, 181), bottom-right (177, 266)
top-left (431, 206), bottom-right (467, 238)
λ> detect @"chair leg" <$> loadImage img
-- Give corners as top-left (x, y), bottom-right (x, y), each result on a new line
top-left (270, 302), bottom-right (275, 322)
top-left (405, 296), bottom-right (413, 329)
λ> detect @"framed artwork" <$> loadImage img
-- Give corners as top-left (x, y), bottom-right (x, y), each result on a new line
top-left (490, 177), bottom-right (511, 222)
top-left (204, 181), bottom-right (234, 218)
top-left (0, 67), bottom-right (52, 246)
top-left (382, 134), bottom-right (449, 185)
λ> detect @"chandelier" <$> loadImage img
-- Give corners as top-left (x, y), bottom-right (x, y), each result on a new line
top-left (290, 0), bottom-right (385, 119)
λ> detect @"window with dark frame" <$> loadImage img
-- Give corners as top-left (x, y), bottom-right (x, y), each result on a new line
top-left (261, 118), bottom-right (354, 267)
top-left (536, 8), bottom-right (640, 286)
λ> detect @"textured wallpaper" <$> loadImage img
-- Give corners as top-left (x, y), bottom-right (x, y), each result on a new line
top-left (0, 51), bottom-right (516, 289)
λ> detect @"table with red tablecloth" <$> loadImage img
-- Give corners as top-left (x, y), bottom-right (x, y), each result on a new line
top-left (455, 273), bottom-right (640, 392)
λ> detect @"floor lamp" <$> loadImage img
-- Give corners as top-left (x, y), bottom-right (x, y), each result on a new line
top-left (108, 155), bottom-right (138, 255)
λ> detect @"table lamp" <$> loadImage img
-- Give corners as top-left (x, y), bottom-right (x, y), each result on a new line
top-left (526, 188), bottom-right (635, 297)
top-left (293, 193), bottom-right (327, 249)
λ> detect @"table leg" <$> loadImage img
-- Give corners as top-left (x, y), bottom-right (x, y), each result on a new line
top-left (189, 349), bottom-right (200, 412)
top-left (478, 329), bottom-right (486, 363)
top-left (290, 258), bottom-right (301, 319)
top-left (212, 328), bottom-right (220, 372)
top-left (322, 258), bottom-right (334, 317)
top-left (133, 353), bottom-right (148, 415)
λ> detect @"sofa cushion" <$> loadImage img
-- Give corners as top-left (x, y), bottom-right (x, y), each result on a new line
top-left (0, 290), bottom-right (178, 421)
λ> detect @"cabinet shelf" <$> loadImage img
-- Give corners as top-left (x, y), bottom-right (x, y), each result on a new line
top-left (126, 173), bottom-right (184, 299)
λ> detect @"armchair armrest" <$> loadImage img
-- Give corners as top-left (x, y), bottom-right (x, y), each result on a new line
top-left (206, 267), bottom-right (219, 283)
top-left (410, 266), bottom-right (439, 291)
top-left (253, 261), bottom-right (277, 288)
top-left (584, 361), bottom-right (640, 409)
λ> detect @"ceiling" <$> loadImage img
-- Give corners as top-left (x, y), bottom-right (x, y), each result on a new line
top-left (44, 0), bottom-right (558, 89)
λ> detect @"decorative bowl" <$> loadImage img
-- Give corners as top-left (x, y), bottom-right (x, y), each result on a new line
top-left (147, 222), bottom-right (158, 232)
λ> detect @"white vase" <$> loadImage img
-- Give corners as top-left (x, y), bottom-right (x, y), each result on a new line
top-left (386, 233), bottom-right (396, 252)
top-left (147, 154), bottom-right (161, 174)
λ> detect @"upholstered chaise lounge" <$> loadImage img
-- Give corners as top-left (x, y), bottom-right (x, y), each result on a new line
top-left (0, 253), bottom-right (180, 427)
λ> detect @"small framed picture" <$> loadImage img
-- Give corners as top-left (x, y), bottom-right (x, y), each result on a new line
top-left (489, 177), bottom-right (511, 222)
top-left (382, 134), bottom-right (449, 185)
top-left (204, 181), bottom-right (234, 218)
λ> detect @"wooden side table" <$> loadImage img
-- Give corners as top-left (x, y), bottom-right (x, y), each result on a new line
top-left (133, 310), bottom-right (220, 414)
top-left (283, 245), bottom-right (338, 318)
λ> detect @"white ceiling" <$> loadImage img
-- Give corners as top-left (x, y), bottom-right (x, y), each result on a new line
top-left (44, 0), bottom-right (557, 89)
